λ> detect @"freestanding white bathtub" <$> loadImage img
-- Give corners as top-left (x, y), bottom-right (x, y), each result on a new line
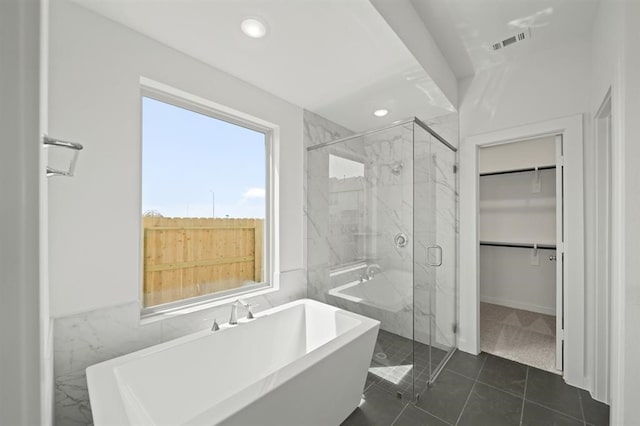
top-left (86, 299), bottom-right (379, 426)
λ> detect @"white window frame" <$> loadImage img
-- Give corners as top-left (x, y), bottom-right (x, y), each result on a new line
top-left (138, 78), bottom-right (280, 319)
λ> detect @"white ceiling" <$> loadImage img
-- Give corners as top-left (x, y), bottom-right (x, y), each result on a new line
top-left (411, 0), bottom-right (600, 79)
top-left (73, 0), bottom-right (454, 132)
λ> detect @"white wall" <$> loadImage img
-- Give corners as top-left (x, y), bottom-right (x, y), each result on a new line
top-left (621, 3), bottom-right (640, 421)
top-left (479, 167), bottom-right (557, 316)
top-left (479, 136), bottom-right (556, 174)
top-left (479, 169), bottom-right (556, 244)
top-left (480, 246), bottom-right (556, 315)
top-left (370, 0), bottom-right (458, 109)
top-left (0, 0), bottom-right (43, 424)
top-left (48, 0), bottom-right (304, 317)
top-left (459, 41), bottom-right (591, 138)
top-left (592, 1), bottom-right (640, 422)
top-left (588, 2), bottom-right (640, 420)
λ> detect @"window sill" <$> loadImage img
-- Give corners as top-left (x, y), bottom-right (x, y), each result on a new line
top-left (139, 284), bottom-right (278, 325)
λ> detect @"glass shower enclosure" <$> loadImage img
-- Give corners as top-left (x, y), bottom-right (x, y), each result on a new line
top-left (306, 118), bottom-right (457, 401)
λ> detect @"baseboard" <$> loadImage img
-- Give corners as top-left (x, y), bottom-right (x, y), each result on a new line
top-left (480, 296), bottom-right (555, 316)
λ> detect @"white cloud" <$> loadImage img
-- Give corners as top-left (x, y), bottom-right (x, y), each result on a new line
top-left (242, 187), bottom-right (265, 200)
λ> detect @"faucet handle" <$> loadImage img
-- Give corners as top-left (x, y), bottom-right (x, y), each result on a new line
top-left (211, 318), bottom-right (220, 331)
top-left (238, 299), bottom-right (257, 319)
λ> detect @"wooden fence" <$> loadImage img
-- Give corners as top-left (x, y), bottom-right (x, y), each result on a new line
top-left (142, 217), bottom-right (264, 307)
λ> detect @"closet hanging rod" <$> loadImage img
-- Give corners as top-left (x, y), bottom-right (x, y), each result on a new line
top-left (479, 165), bottom-right (555, 177)
top-left (43, 135), bottom-right (83, 151)
top-left (480, 241), bottom-right (556, 249)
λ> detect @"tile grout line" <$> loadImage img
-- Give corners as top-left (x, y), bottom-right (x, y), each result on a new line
top-left (519, 366), bottom-right (529, 426)
top-left (454, 381), bottom-right (476, 426)
top-left (412, 404), bottom-right (455, 426)
top-left (474, 377), bottom-right (527, 400)
top-left (577, 387), bottom-right (587, 425)
top-left (453, 355), bottom-right (488, 426)
top-left (389, 402), bottom-right (410, 426)
top-left (525, 399), bottom-right (588, 423)
top-left (474, 354), bottom-right (489, 381)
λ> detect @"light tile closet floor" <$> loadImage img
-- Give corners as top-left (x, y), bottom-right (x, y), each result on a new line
top-left (480, 302), bottom-right (557, 373)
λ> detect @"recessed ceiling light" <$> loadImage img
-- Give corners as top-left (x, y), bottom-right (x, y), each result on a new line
top-left (374, 109), bottom-right (389, 117)
top-left (241, 18), bottom-right (267, 39)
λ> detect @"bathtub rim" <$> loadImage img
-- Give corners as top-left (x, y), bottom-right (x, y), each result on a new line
top-left (86, 298), bottom-right (380, 426)
top-left (328, 274), bottom-right (412, 313)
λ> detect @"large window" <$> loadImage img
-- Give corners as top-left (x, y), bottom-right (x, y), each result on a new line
top-left (141, 93), bottom-right (269, 312)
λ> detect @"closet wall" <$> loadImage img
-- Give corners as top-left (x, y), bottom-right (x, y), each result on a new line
top-left (479, 137), bottom-right (557, 316)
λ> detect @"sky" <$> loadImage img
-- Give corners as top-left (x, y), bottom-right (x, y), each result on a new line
top-left (142, 97), bottom-right (266, 218)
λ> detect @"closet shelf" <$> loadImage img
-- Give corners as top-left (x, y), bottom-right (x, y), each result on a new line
top-left (480, 240), bottom-right (556, 249)
top-left (479, 165), bottom-right (555, 177)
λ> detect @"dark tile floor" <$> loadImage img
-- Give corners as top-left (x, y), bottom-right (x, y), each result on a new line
top-left (343, 331), bottom-right (610, 426)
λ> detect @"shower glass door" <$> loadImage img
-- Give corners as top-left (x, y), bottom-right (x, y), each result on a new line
top-left (413, 122), bottom-right (458, 397)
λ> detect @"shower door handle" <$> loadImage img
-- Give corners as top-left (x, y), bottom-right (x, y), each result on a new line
top-left (426, 245), bottom-right (443, 267)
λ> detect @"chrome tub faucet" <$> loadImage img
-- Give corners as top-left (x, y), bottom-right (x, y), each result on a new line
top-left (365, 264), bottom-right (382, 280)
top-left (229, 299), bottom-right (255, 325)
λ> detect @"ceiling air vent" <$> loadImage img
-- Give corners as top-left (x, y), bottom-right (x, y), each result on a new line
top-left (491, 28), bottom-right (530, 51)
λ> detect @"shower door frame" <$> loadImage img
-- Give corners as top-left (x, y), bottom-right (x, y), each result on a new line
top-left (412, 118), bottom-right (459, 389)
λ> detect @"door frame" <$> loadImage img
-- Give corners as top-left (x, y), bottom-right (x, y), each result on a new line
top-left (459, 114), bottom-right (585, 387)
top-left (554, 134), bottom-right (564, 371)
top-left (593, 91), bottom-right (612, 402)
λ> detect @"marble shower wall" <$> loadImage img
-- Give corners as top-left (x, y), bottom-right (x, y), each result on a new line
top-left (304, 110), bottom-right (354, 303)
top-left (54, 269), bottom-right (306, 425)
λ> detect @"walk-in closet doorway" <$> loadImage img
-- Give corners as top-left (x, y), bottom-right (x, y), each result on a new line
top-left (478, 136), bottom-right (564, 373)
top-left (459, 115), bottom-right (586, 388)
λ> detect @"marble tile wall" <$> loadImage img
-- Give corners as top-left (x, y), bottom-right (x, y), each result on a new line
top-left (304, 110), bottom-right (354, 304)
top-left (54, 269), bottom-right (306, 425)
